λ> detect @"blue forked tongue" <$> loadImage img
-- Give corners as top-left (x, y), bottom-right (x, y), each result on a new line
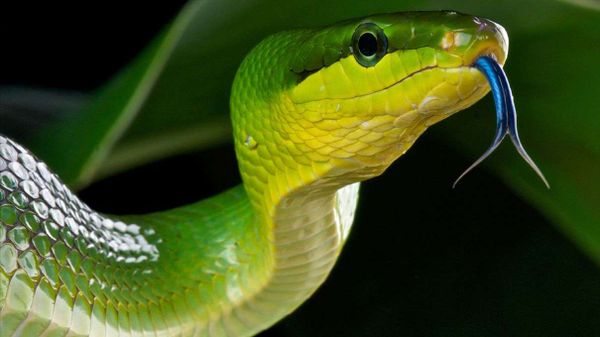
top-left (453, 56), bottom-right (550, 189)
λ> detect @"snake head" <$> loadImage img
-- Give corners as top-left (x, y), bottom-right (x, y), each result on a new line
top-left (232, 11), bottom-right (509, 196)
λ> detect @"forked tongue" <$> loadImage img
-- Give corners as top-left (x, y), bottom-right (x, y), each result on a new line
top-left (453, 56), bottom-right (550, 189)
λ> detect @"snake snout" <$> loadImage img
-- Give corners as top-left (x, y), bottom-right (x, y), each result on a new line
top-left (465, 18), bottom-right (509, 66)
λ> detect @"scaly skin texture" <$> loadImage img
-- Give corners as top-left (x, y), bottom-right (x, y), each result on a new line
top-left (0, 11), bottom-right (507, 337)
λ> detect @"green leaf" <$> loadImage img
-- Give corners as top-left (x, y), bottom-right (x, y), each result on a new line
top-left (27, 3), bottom-right (202, 189)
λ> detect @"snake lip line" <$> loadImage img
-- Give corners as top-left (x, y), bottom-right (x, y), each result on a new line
top-left (355, 65), bottom-right (438, 99)
top-left (343, 52), bottom-right (498, 101)
top-left (295, 64), bottom-right (475, 104)
top-left (294, 65), bottom-right (436, 104)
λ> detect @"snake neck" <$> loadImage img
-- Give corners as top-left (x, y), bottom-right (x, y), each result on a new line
top-left (230, 160), bottom-right (364, 335)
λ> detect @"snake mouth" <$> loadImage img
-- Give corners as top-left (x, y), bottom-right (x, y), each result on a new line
top-left (293, 63), bottom-right (469, 105)
top-left (337, 65), bottom-right (440, 101)
top-left (466, 45), bottom-right (506, 67)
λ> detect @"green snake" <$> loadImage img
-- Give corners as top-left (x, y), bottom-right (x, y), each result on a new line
top-left (1, 10), bottom-right (539, 337)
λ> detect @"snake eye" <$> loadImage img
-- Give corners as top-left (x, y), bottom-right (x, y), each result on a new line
top-left (352, 23), bottom-right (388, 67)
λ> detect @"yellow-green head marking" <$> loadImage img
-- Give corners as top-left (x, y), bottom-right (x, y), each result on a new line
top-left (232, 11), bottom-right (509, 215)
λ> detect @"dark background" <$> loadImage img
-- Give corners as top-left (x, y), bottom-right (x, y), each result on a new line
top-left (3, 3), bottom-right (599, 337)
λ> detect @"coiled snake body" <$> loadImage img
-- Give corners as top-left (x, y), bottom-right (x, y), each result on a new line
top-left (0, 11), bottom-right (513, 337)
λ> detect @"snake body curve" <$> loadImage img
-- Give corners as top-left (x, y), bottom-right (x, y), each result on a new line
top-left (0, 11), bottom-right (508, 337)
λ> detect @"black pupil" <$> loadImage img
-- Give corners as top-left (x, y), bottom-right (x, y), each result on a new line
top-left (358, 32), bottom-right (378, 57)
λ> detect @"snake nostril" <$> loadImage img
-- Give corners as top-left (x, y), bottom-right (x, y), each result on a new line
top-left (473, 17), bottom-right (489, 31)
